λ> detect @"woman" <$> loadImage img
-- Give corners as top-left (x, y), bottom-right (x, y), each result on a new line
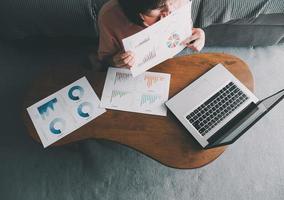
top-left (97, 0), bottom-right (205, 68)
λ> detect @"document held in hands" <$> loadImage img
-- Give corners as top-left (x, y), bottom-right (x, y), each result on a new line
top-left (27, 77), bottom-right (106, 148)
top-left (100, 67), bottom-right (171, 116)
top-left (122, 2), bottom-right (192, 77)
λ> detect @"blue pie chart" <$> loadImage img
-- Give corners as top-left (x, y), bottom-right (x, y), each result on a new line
top-left (68, 85), bottom-right (84, 101)
top-left (49, 118), bottom-right (65, 134)
top-left (77, 102), bottom-right (93, 118)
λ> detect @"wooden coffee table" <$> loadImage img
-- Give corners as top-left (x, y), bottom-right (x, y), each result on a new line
top-left (23, 53), bottom-right (254, 169)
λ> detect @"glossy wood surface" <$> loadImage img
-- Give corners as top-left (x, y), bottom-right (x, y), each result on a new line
top-left (23, 53), bottom-right (254, 169)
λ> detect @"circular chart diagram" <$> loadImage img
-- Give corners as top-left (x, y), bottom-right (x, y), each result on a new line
top-left (49, 118), bottom-right (66, 134)
top-left (77, 102), bottom-right (94, 118)
top-left (167, 33), bottom-right (180, 48)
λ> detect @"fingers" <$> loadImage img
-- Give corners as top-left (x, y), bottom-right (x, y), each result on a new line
top-left (181, 28), bottom-right (200, 45)
top-left (181, 33), bottom-right (199, 46)
top-left (126, 56), bottom-right (135, 69)
top-left (188, 40), bottom-right (203, 51)
top-left (181, 28), bottom-right (205, 52)
top-left (121, 53), bottom-right (135, 69)
top-left (188, 37), bottom-right (204, 51)
top-left (113, 51), bottom-right (131, 64)
top-left (113, 51), bottom-right (135, 68)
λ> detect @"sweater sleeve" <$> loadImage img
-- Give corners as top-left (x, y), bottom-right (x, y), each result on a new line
top-left (97, 11), bottom-right (121, 62)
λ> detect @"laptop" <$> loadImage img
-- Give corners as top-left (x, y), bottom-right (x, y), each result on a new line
top-left (166, 63), bottom-right (284, 149)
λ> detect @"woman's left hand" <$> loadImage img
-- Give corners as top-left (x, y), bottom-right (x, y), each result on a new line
top-left (181, 28), bottom-right (205, 52)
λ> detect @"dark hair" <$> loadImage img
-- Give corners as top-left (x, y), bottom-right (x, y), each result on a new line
top-left (118, 0), bottom-right (166, 26)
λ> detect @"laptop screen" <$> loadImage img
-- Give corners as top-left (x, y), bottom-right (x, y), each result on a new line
top-left (207, 103), bottom-right (265, 148)
top-left (207, 89), bottom-right (284, 148)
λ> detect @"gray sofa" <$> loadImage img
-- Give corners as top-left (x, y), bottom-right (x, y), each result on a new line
top-left (1, 1), bottom-right (284, 200)
top-left (1, 0), bottom-right (284, 46)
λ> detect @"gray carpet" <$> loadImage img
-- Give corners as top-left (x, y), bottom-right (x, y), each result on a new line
top-left (1, 41), bottom-right (284, 200)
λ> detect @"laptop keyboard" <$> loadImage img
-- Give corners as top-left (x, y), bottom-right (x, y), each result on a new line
top-left (186, 82), bottom-right (249, 136)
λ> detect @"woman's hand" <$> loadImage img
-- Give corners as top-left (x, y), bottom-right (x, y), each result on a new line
top-left (112, 51), bottom-right (135, 69)
top-left (181, 28), bottom-right (205, 52)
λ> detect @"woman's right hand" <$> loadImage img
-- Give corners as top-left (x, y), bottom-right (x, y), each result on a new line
top-left (112, 51), bottom-right (135, 69)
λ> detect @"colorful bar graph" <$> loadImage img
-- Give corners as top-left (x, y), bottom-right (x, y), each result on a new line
top-left (144, 75), bottom-right (165, 88)
top-left (140, 94), bottom-right (160, 106)
top-left (114, 72), bottom-right (132, 84)
top-left (110, 90), bottom-right (129, 103)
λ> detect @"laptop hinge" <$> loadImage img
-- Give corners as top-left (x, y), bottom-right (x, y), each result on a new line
top-left (207, 102), bottom-right (259, 145)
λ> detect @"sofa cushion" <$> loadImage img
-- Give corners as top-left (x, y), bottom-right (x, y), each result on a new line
top-left (0, 0), bottom-right (107, 40)
top-left (204, 13), bottom-right (284, 46)
top-left (192, 0), bottom-right (284, 28)
top-left (1, 0), bottom-right (284, 47)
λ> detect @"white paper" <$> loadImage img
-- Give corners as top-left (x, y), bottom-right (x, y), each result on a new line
top-left (27, 77), bottom-right (106, 148)
top-left (122, 2), bottom-right (192, 77)
top-left (100, 67), bottom-right (171, 116)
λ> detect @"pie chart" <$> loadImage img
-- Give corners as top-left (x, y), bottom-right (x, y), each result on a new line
top-left (167, 33), bottom-right (180, 48)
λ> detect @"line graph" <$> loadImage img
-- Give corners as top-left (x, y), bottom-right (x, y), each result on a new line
top-left (135, 36), bottom-right (150, 48)
top-left (138, 48), bottom-right (157, 66)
